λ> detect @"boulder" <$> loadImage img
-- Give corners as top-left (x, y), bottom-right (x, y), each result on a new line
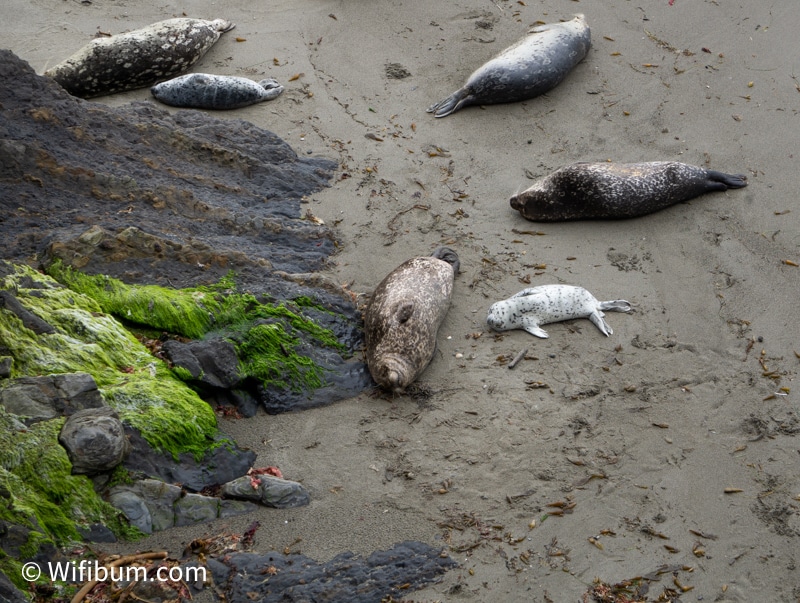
top-left (59, 406), bottom-right (129, 474)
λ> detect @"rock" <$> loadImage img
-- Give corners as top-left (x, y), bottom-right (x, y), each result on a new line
top-left (222, 475), bottom-right (310, 509)
top-left (0, 373), bottom-right (105, 421)
top-left (0, 290), bottom-right (55, 334)
top-left (162, 338), bottom-right (242, 389)
top-left (108, 478), bottom-right (256, 533)
top-left (0, 569), bottom-right (29, 603)
top-left (59, 406), bottom-right (129, 474)
top-left (174, 493), bottom-right (219, 527)
top-left (0, 357), bottom-right (13, 379)
top-left (206, 541), bottom-right (458, 603)
top-left (107, 488), bottom-right (153, 534)
top-left (122, 427), bottom-right (255, 492)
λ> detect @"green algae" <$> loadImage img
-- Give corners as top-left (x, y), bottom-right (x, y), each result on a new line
top-left (0, 264), bottom-right (217, 459)
top-left (0, 410), bottom-right (141, 552)
top-left (46, 261), bottom-right (347, 392)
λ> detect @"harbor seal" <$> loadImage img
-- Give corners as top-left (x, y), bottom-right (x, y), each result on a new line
top-left (151, 74), bottom-right (285, 109)
top-left (510, 161), bottom-right (748, 221)
top-left (364, 247), bottom-right (460, 393)
top-left (487, 285), bottom-right (631, 338)
top-left (44, 18), bottom-right (235, 98)
top-left (427, 14), bottom-right (590, 118)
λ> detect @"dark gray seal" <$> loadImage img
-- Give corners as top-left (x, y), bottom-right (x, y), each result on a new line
top-left (364, 247), bottom-right (460, 393)
top-left (44, 18), bottom-right (235, 98)
top-left (427, 14), bottom-right (590, 118)
top-left (151, 74), bottom-right (284, 109)
top-left (510, 161), bottom-right (748, 221)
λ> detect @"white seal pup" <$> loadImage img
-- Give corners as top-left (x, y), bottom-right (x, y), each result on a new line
top-left (151, 74), bottom-right (285, 109)
top-left (487, 285), bottom-right (631, 338)
top-left (427, 14), bottom-right (590, 118)
top-left (364, 247), bottom-right (460, 393)
top-left (510, 162), bottom-right (748, 221)
top-left (44, 18), bottom-right (235, 98)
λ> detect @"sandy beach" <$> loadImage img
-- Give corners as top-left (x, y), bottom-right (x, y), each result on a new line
top-left (4, 0), bottom-right (800, 600)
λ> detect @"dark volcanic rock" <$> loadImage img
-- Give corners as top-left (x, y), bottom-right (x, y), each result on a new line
top-left (0, 50), bottom-right (371, 413)
top-left (0, 373), bottom-right (105, 421)
top-left (0, 50), bottom-right (338, 290)
top-left (208, 541), bottom-right (457, 603)
top-left (122, 427), bottom-right (255, 492)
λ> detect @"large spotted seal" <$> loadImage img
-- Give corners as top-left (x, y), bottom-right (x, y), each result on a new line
top-left (44, 18), bottom-right (235, 98)
top-left (151, 74), bottom-right (284, 109)
top-left (364, 247), bottom-right (460, 393)
top-left (511, 161), bottom-right (748, 221)
top-left (427, 14), bottom-right (590, 118)
top-left (487, 285), bottom-right (631, 338)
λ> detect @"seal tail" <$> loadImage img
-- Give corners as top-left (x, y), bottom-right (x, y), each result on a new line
top-left (706, 171), bottom-right (748, 190)
top-left (427, 88), bottom-right (470, 118)
top-left (431, 247), bottom-right (460, 274)
top-left (598, 300), bottom-right (632, 313)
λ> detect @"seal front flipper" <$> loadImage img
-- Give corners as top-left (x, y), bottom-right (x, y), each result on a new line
top-left (427, 88), bottom-right (472, 118)
top-left (521, 316), bottom-right (549, 338)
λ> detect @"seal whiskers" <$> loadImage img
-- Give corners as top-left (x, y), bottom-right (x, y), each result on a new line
top-left (488, 285), bottom-right (631, 338)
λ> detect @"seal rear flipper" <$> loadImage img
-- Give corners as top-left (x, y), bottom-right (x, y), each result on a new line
top-left (705, 170), bottom-right (748, 190)
top-left (431, 246), bottom-right (460, 274)
top-left (521, 317), bottom-right (548, 338)
top-left (427, 88), bottom-right (471, 118)
top-left (598, 300), bottom-right (632, 313)
top-left (588, 311), bottom-right (612, 336)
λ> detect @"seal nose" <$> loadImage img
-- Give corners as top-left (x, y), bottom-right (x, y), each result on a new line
top-left (509, 194), bottom-right (521, 210)
top-left (387, 370), bottom-right (406, 393)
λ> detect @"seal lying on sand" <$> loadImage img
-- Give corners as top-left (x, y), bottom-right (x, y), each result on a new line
top-left (427, 14), bottom-right (590, 118)
top-left (44, 18), bottom-right (235, 98)
top-left (364, 248), bottom-right (460, 393)
top-left (510, 161), bottom-right (748, 221)
top-left (152, 74), bottom-right (284, 109)
top-left (487, 285), bottom-right (631, 338)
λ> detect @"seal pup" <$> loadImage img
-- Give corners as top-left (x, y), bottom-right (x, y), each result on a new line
top-left (427, 14), bottom-right (590, 118)
top-left (487, 285), bottom-right (631, 338)
top-left (364, 247), bottom-right (460, 393)
top-left (44, 18), bottom-right (235, 98)
top-left (511, 161), bottom-right (748, 221)
top-left (151, 74), bottom-right (284, 109)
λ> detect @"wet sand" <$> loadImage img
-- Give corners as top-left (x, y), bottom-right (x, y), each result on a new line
top-left (4, 0), bottom-right (800, 600)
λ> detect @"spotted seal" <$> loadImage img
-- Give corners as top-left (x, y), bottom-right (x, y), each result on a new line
top-left (151, 74), bottom-right (284, 109)
top-left (427, 14), bottom-right (590, 118)
top-left (511, 161), bottom-right (748, 221)
top-left (364, 247), bottom-right (460, 393)
top-left (487, 285), bottom-right (631, 338)
top-left (44, 18), bottom-right (235, 98)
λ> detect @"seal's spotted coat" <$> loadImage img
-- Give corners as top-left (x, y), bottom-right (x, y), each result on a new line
top-left (152, 74), bottom-right (284, 109)
top-left (510, 162), bottom-right (748, 221)
top-left (487, 285), bottom-right (631, 338)
top-left (45, 18), bottom-right (235, 98)
top-left (364, 248), bottom-right (459, 393)
top-left (427, 14), bottom-right (591, 118)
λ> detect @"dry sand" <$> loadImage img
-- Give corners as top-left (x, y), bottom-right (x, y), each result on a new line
top-left (4, 0), bottom-right (800, 600)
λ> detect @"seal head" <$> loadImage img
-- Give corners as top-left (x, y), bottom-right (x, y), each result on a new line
top-left (151, 74), bottom-right (284, 109)
top-left (428, 14), bottom-right (591, 117)
top-left (45, 18), bottom-right (236, 98)
top-left (364, 247), bottom-right (459, 393)
top-left (487, 285), bottom-right (631, 338)
top-left (510, 161), bottom-right (748, 221)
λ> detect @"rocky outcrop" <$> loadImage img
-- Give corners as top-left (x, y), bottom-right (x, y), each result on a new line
top-left (0, 373), bottom-right (104, 421)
